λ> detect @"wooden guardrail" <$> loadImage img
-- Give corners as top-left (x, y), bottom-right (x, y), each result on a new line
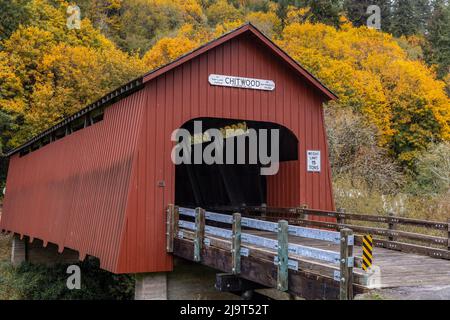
top-left (213, 205), bottom-right (450, 261)
top-left (167, 205), bottom-right (373, 300)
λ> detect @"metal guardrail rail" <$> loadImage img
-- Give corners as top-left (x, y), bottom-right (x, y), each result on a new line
top-left (178, 219), bottom-right (341, 264)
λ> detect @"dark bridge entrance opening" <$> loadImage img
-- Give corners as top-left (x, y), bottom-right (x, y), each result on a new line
top-left (175, 118), bottom-right (298, 209)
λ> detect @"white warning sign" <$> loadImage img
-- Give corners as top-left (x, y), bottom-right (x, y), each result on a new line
top-left (307, 150), bottom-right (321, 172)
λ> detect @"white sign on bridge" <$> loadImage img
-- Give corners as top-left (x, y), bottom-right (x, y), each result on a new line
top-left (307, 150), bottom-right (321, 172)
top-left (208, 74), bottom-right (275, 91)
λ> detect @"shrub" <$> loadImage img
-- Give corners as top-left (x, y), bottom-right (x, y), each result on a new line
top-left (0, 257), bottom-right (134, 300)
top-left (413, 142), bottom-right (450, 195)
top-left (325, 106), bottom-right (405, 194)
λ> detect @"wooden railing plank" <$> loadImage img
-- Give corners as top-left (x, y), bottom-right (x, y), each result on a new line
top-left (354, 236), bottom-right (450, 260)
top-left (301, 209), bottom-right (448, 231)
top-left (340, 229), bottom-right (354, 300)
top-left (177, 225), bottom-right (370, 286)
top-left (217, 205), bottom-right (448, 231)
top-left (231, 213), bottom-right (241, 274)
top-left (247, 215), bottom-right (448, 247)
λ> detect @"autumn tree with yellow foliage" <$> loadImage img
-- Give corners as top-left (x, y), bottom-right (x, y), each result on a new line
top-left (0, 0), bottom-right (146, 146)
top-left (277, 18), bottom-right (449, 166)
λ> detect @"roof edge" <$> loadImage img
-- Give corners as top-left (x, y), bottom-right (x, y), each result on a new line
top-left (5, 77), bottom-right (144, 157)
top-left (142, 22), bottom-right (338, 100)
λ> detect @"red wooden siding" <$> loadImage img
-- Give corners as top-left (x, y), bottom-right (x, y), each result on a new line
top-left (115, 32), bottom-right (334, 273)
top-left (267, 161), bottom-right (300, 207)
top-left (1, 90), bottom-right (146, 272)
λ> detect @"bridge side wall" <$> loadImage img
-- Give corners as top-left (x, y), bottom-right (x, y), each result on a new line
top-left (1, 90), bottom-right (146, 273)
top-left (116, 33), bottom-right (335, 273)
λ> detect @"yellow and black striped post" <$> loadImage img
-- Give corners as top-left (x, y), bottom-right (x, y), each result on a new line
top-left (362, 235), bottom-right (373, 271)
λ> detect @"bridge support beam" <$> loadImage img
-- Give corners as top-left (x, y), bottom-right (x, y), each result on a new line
top-left (215, 273), bottom-right (268, 293)
top-left (11, 234), bottom-right (26, 266)
top-left (134, 259), bottom-right (242, 300)
top-left (11, 234), bottom-right (79, 267)
top-left (135, 272), bottom-right (168, 300)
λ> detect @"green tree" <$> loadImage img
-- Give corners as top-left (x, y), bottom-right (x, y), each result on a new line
top-left (274, 0), bottom-right (343, 26)
top-left (206, 0), bottom-right (243, 26)
top-left (304, 0), bottom-right (343, 26)
top-left (274, 0), bottom-right (290, 22)
top-left (0, 110), bottom-right (13, 155)
top-left (0, 110), bottom-right (13, 192)
top-left (344, 0), bottom-right (393, 32)
top-left (0, 0), bottom-right (31, 43)
top-left (344, 0), bottom-right (373, 27)
top-left (390, 0), bottom-right (428, 36)
top-left (74, 0), bottom-right (124, 41)
top-left (426, 0), bottom-right (450, 78)
top-left (415, 0), bottom-right (433, 33)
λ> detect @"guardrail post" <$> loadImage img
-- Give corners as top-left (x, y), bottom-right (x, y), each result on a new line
top-left (340, 228), bottom-right (354, 300)
top-left (388, 212), bottom-right (396, 241)
top-left (166, 204), bottom-right (175, 252)
top-left (277, 220), bottom-right (289, 292)
top-left (194, 207), bottom-right (205, 262)
top-left (231, 213), bottom-right (241, 274)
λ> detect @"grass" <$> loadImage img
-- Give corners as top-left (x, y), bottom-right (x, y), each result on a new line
top-left (0, 234), bottom-right (11, 262)
top-left (0, 233), bottom-right (20, 299)
top-left (0, 233), bottom-right (134, 300)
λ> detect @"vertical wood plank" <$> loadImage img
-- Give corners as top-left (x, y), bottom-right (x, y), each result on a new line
top-left (347, 232), bottom-right (354, 299)
top-left (277, 220), bottom-right (288, 291)
top-left (388, 212), bottom-right (396, 241)
top-left (194, 207), bottom-right (205, 262)
top-left (232, 212), bottom-right (241, 274)
top-left (174, 206), bottom-right (179, 239)
top-left (337, 208), bottom-right (345, 225)
top-left (166, 204), bottom-right (174, 252)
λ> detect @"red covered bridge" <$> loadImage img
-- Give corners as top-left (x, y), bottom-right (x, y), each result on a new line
top-left (3, 24), bottom-right (448, 300)
top-left (1, 24), bottom-right (336, 274)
